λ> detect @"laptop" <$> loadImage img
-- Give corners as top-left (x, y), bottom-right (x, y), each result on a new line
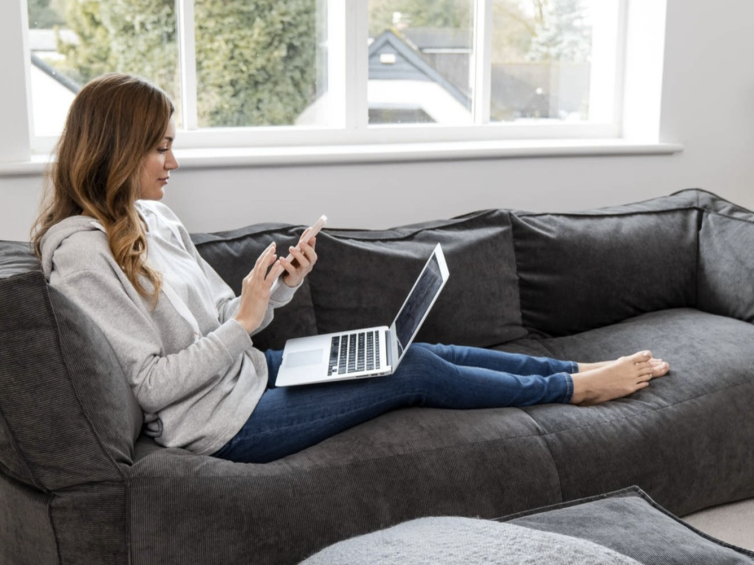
top-left (275, 243), bottom-right (450, 387)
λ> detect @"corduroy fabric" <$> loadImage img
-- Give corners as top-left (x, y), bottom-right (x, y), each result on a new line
top-left (0, 472), bottom-right (59, 565)
top-left (307, 209), bottom-right (526, 348)
top-left (0, 271), bottom-right (130, 490)
top-left (519, 308), bottom-right (754, 516)
top-left (511, 206), bottom-right (700, 337)
top-left (1, 189), bottom-right (754, 565)
top-left (49, 482), bottom-right (129, 565)
top-left (0, 403), bottom-right (33, 488)
top-left (691, 187), bottom-right (754, 219)
top-left (0, 243), bottom-right (45, 485)
top-left (698, 211), bottom-right (754, 323)
top-left (503, 487), bottom-right (754, 564)
top-left (192, 223), bottom-right (319, 351)
top-left (0, 240), bottom-right (40, 277)
top-left (129, 407), bottom-right (559, 565)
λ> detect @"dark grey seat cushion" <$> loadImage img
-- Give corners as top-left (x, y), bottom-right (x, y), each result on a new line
top-left (128, 405), bottom-right (562, 565)
top-left (503, 308), bottom-right (754, 516)
top-left (301, 487), bottom-right (754, 565)
top-left (125, 305), bottom-right (754, 564)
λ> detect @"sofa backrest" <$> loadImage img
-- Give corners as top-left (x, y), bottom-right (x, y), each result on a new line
top-left (0, 243), bottom-right (141, 492)
top-left (509, 191), bottom-right (703, 337)
top-left (193, 192), bottom-right (719, 346)
top-left (194, 210), bottom-right (528, 349)
top-left (192, 222), bottom-right (319, 351)
top-left (307, 209), bottom-right (527, 348)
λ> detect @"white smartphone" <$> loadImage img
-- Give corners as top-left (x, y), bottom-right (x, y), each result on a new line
top-left (271, 215), bottom-right (327, 291)
top-left (283, 214), bottom-right (327, 262)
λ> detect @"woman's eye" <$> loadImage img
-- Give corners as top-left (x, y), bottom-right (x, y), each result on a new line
top-left (157, 147), bottom-right (168, 154)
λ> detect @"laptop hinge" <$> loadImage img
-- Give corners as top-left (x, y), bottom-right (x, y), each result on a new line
top-left (385, 330), bottom-right (393, 368)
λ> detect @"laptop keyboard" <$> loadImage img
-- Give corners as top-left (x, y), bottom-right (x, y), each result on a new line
top-left (328, 330), bottom-right (381, 376)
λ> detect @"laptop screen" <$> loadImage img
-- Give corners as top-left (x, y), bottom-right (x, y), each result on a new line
top-left (394, 252), bottom-right (445, 358)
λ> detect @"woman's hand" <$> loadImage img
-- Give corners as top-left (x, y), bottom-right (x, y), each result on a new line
top-left (234, 243), bottom-right (284, 334)
top-left (279, 231), bottom-right (318, 288)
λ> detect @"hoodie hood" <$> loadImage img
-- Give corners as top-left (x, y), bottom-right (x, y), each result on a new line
top-left (40, 215), bottom-right (106, 279)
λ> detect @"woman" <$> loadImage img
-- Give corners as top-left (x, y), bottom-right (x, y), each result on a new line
top-left (33, 74), bottom-right (669, 464)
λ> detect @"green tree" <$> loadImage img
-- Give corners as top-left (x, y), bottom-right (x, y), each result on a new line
top-left (194, 0), bottom-right (317, 127)
top-left (490, 0), bottom-right (537, 64)
top-left (57, 0), bottom-right (318, 127)
top-left (527, 0), bottom-right (591, 62)
top-left (28, 0), bottom-right (65, 29)
top-left (56, 0), bottom-right (178, 103)
top-left (369, 0), bottom-right (471, 37)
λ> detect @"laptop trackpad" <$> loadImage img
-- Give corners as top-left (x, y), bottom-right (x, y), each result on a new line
top-left (285, 349), bottom-right (323, 368)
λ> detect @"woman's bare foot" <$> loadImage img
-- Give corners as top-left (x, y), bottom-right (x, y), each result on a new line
top-left (570, 351), bottom-right (665, 405)
top-left (578, 357), bottom-right (670, 378)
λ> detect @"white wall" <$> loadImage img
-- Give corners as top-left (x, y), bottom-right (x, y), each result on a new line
top-left (2, 0), bottom-right (754, 240)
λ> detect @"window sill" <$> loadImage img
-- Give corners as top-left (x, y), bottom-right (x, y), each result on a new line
top-left (1, 139), bottom-right (683, 176)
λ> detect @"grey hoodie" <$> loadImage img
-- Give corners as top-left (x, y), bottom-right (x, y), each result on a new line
top-left (40, 200), bottom-right (298, 456)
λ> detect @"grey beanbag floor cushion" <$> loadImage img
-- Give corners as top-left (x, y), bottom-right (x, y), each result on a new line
top-left (301, 487), bottom-right (754, 565)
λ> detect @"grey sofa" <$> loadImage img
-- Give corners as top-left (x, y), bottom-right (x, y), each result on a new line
top-left (1, 188), bottom-right (753, 565)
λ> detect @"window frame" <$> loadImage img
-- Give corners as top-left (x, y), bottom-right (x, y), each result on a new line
top-left (2, 0), bottom-right (680, 167)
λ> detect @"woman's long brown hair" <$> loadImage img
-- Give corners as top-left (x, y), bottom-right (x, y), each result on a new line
top-left (32, 73), bottom-right (174, 306)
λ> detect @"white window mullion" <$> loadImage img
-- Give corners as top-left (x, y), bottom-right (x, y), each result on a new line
top-left (326, 0), bottom-right (346, 128)
top-left (0, 0), bottom-right (32, 162)
top-left (471, 0), bottom-right (492, 124)
top-left (621, 0), bottom-right (668, 142)
top-left (588, 0), bottom-right (625, 126)
top-left (328, 0), bottom-right (367, 130)
top-left (347, 0), bottom-right (369, 130)
top-left (177, 0), bottom-right (199, 130)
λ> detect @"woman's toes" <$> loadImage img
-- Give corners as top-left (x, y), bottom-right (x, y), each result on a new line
top-left (652, 361), bottom-right (670, 376)
top-left (627, 350), bottom-right (652, 364)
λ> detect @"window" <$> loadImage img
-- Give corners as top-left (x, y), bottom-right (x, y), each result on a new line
top-left (20, 0), bottom-right (628, 155)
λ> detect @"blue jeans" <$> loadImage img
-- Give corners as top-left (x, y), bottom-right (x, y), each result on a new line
top-left (212, 343), bottom-right (577, 463)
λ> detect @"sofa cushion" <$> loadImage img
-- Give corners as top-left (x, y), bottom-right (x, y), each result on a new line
top-left (511, 201), bottom-right (700, 337)
top-left (698, 211), bottom-right (754, 323)
top-left (300, 516), bottom-right (641, 565)
top-left (129, 405), bottom-right (559, 565)
top-left (510, 308), bottom-right (754, 516)
top-left (0, 240), bottom-right (41, 277)
top-left (0, 259), bottom-right (141, 491)
top-left (0, 474), bottom-right (59, 565)
top-left (503, 486), bottom-right (754, 565)
top-left (192, 223), bottom-right (319, 351)
top-left (307, 209), bottom-right (525, 348)
top-left (300, 486), bottom-right (754, 565)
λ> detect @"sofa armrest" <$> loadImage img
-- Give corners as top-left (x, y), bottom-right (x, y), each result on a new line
top-left (698, 210), bottom-right (754, 323)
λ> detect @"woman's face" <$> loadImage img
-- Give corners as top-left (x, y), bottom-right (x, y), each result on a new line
top-left (139, 119), bottom-right (178, 201)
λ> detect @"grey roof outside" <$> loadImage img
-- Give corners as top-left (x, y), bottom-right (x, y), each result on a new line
top-left (31, 53), bottom-right (81, 94)
top-left (369, 30), bottom-right (472, 110)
